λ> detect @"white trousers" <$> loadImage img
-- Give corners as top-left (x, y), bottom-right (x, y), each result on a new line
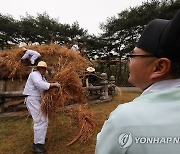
top-left (30, 55), bottom-right (41, 65)
top-left (26, 96), bottom-right (48, 144)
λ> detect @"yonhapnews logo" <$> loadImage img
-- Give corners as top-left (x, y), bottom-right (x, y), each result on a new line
top-left (118, 132), bottom-right (180, 149)
top-left (118, 132), bottom-right (133, 148)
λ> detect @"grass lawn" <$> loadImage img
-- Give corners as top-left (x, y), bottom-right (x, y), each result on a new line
top-left (0, 92), bottom-right (140, 154)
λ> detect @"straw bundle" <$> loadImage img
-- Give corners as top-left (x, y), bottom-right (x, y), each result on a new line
top-left (67, 105), bottom-right (97, 146)
top-left (41, 65), bottom-right (88, 116)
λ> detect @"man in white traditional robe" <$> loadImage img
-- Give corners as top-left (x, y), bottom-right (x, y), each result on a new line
top-left (95, 9), bottom-right (180, 154)
top-left (23, 61), bottom-right (60, 153)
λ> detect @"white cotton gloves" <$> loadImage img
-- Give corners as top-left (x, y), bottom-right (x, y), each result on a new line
top-left (52, 82), bottom-right (61, 88)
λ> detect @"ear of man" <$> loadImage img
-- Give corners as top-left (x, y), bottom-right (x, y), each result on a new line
top-left (150, 58), bottom-right (172, 80)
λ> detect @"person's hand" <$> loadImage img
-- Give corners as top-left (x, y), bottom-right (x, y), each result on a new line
top-left (52, 82), bottom-right (61, 88)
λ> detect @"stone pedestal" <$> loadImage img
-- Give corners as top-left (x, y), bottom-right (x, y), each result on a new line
top-left (100, 73), bottom-right (109, 100)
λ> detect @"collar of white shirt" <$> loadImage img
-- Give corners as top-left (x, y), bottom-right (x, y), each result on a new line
top-left (142, 79), bottom-right (180, 95)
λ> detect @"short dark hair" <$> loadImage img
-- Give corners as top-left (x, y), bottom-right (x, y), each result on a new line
top-left (170, 61), bottom-right (180, 78)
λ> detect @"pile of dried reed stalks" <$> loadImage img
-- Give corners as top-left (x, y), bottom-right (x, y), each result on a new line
top-left (0, 44), bottom-right (89, 79)
top-left (39, 56), bottom-right (97, 145)
top-left (0, 48), bottom-right (26, 79)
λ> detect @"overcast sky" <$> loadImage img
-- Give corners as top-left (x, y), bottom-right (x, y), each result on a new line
top-left (0, 0), bottom-right (146, 35)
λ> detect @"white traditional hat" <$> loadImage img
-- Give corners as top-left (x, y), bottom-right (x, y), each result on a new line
top-left (86, 67), bottom-right (95, 72)
top-left (37, 61), bottom-right (47, 68)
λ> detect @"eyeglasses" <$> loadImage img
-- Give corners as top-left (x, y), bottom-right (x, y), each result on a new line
top-left (126, 54), bottom-right (157, 62)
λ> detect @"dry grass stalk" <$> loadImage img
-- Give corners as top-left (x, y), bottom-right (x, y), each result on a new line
top-left (67, 105), bottom-right (97, 146)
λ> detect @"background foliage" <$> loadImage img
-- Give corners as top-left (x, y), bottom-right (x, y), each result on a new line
top-left (0, 0), bottom-right (179, 86)
top-left (0, 0), bottom-right (179, 59)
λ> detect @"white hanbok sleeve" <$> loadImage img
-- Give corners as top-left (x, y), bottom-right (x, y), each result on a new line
top-left (21, 51), bottom-right (29, 60)
top-left (31, 72), bottom-right (50, 91)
